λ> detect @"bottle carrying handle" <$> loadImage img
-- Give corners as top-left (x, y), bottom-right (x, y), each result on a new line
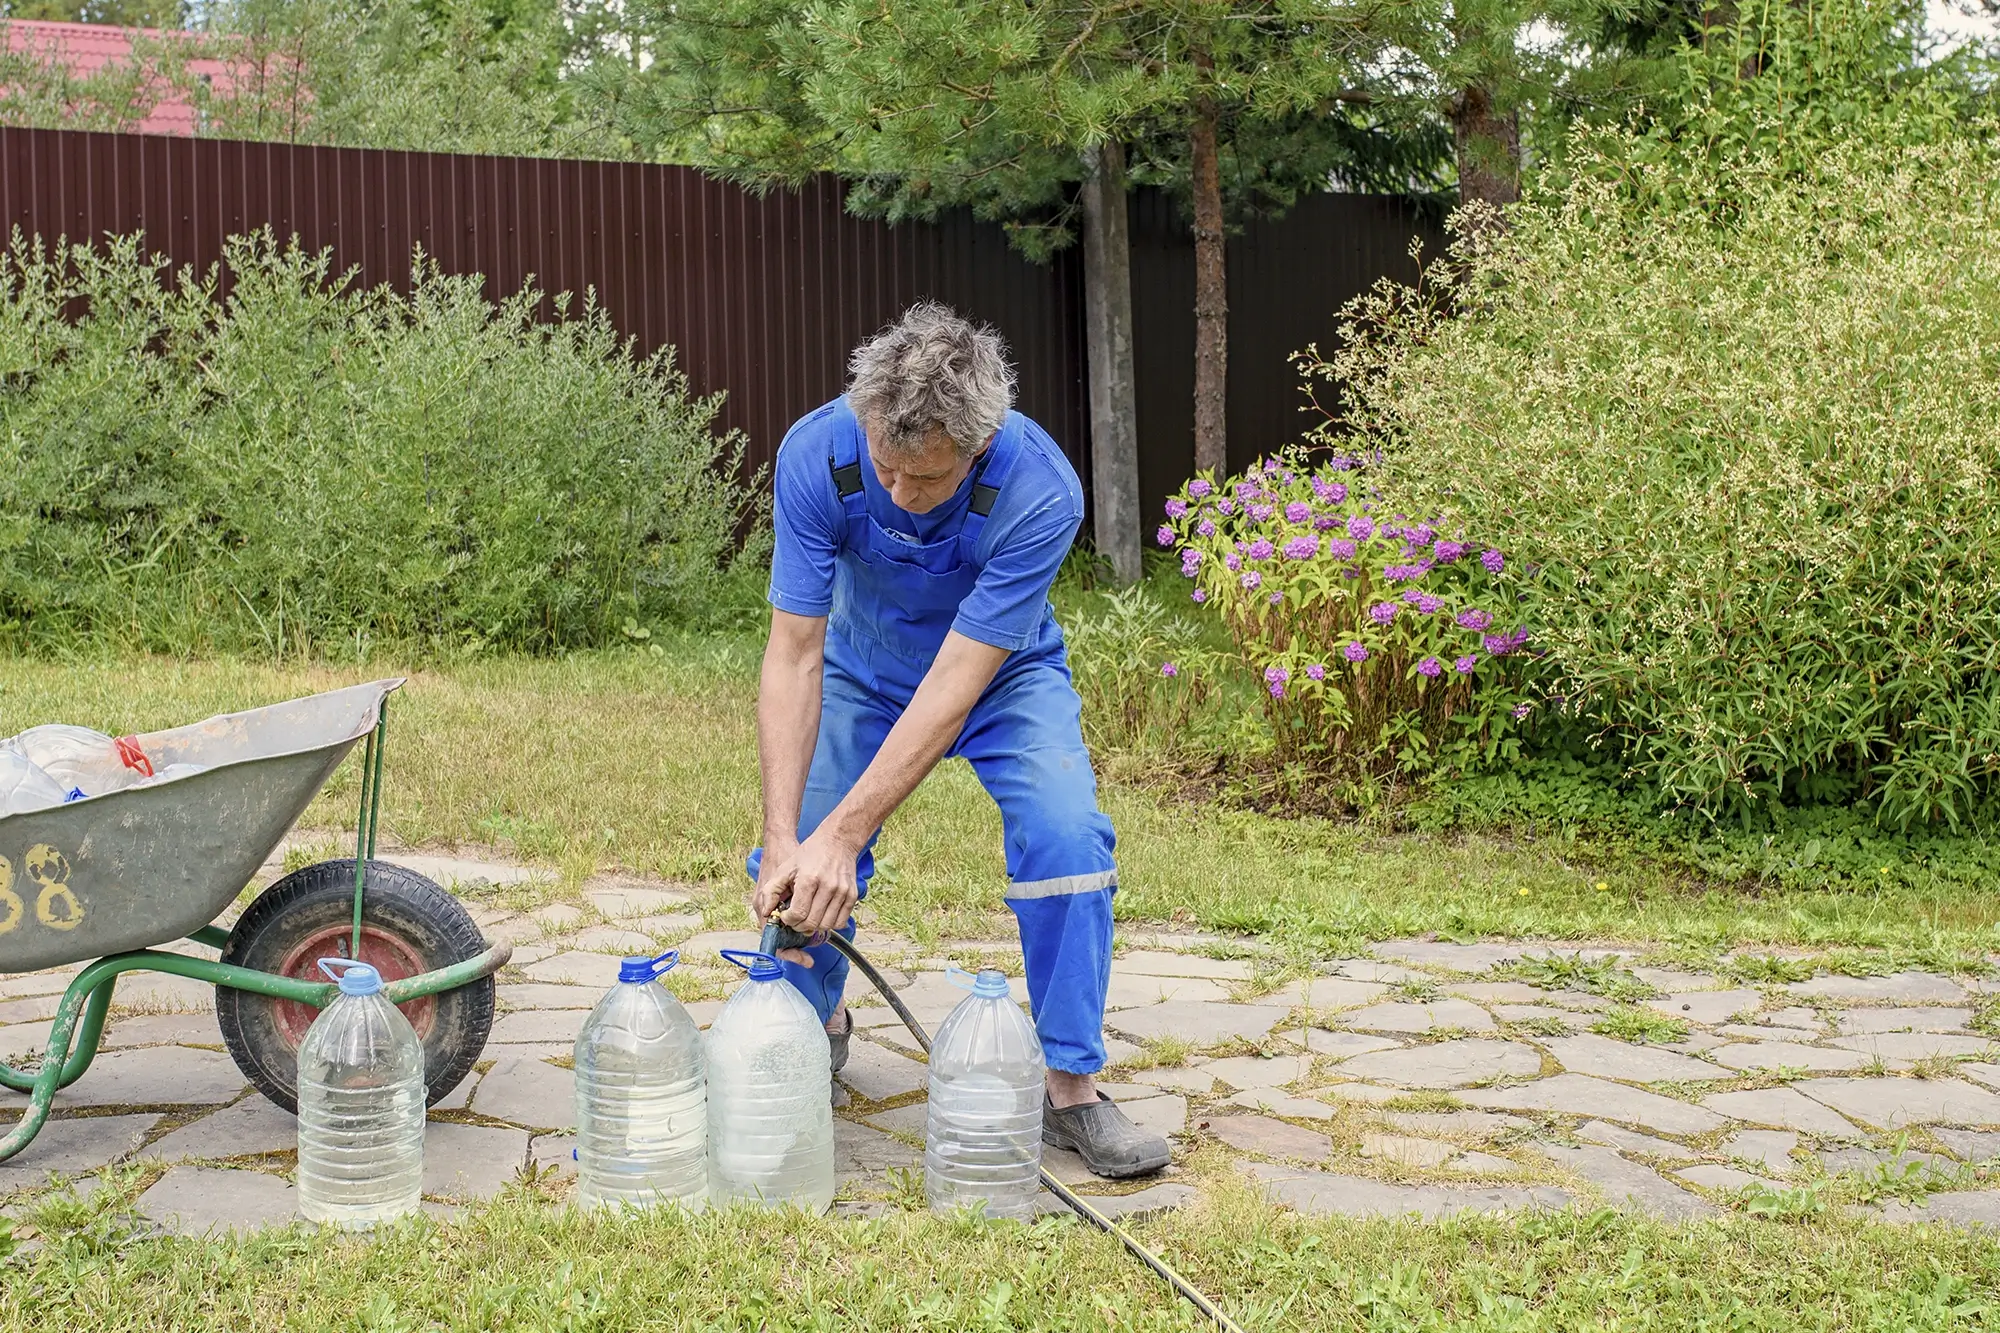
top-left (641, 949), bottom-right (679, 979)
top-left (720, 949), bottom-right (782, 973)
top-left (317, 958), bottom-right (369, 983)
top-left (944, 964), bottom-right (979, 992)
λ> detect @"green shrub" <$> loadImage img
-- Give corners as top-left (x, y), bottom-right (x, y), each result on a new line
top-left (0, 232), bottom-right (763, 657)
top-left (1316, 108), bottom-right (2000, 829)
top-left (1061, 582), bottom-right (1228, 756)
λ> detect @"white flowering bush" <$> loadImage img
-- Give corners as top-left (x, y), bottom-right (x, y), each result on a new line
top-left (1313, 121), bottom-right (2000, 829)
top-left (1155, 452), bottom-right (1531, 777)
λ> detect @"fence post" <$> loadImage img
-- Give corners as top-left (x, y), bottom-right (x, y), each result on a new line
top-left (1081, 141), bottom-right (1141, 585)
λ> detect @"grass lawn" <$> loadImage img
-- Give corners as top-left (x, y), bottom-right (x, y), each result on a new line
top-left (6, 644), bottom-right (2000, 1329)
top-left (6, 1168), bottom-right (1998, 1332)
top-left (1, 646), bottom-right (1996, 966)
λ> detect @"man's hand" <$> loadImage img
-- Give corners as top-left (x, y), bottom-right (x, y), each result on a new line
top-left (779, 826), bottom-right (862, 936)
top-left (752, 835), bottom-right (800, 924)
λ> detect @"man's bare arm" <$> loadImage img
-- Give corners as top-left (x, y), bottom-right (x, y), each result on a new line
top-left (777, 630), bottom-right (1009, 933)
top-left (754, 609), bottom-right (827, 917)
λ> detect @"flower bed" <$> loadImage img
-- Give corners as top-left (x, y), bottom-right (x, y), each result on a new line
top-left (1156, 451), bottom-right (1531, 776)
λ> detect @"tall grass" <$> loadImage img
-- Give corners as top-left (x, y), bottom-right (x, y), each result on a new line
top-left (0, 231), bottom-right (765, 659)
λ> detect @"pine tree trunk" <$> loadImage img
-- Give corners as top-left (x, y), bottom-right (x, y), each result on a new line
top-left (1452, 84), bottom-right (1520, 210)
top-left (1081, 140), bottom-right (1142, 586)
top-left (1189, 93), bottom-right (1227, 477)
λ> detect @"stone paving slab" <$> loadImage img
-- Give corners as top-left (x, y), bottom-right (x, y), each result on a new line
top-left (1818, 1145), bottom-right (1952, 1176)
top-left (520, 952), bottom-right (631, 987)
top-left (1932, 1128), bottom-right (2000, 1163)
top-left (584, 886), bottom-right (693, 918)
top-left (1239, 1160), bottom-right (1568, 1218)
top-left (1114, 951), bottom-right (1254, 981)
top-left (1675, 1163), bottom-right (1763, 1193)
top-left (0, 1114), bottom-right (158, 1188)
top-left (567, 927), bottom-right (667, 956)
top-left (53, 1048), bottom-right (248, 1109)
top-left (1798, 1077), bottom-right (2000, 1130)
top-left (1342, 1000), bottom-right (1496, 1034)
top-left (1875, 1191), bottom-right (2000, 1228)
top-left (1131, 1066), bottom-right (1217, 1095)
top-left (1206, 1114), bottom-right (1333, 1162)
top-left (1710, 1041), bottom-right (1875, 1074)
top-left (102, 1014), bottom-right (223, 1048)
top-left (833, 1119), bottom-right (918, 1185)
top-left (1964, 1064), bottom-right (2000, 1093)
top-left (469, 1055), bottom-right (575, 1130)
top-left (490, 1009), bottom-right (588, 1045)
top-left (424, 1123), bottom-right (532, 1200)
top-left (1648, 990), bottom-right (1763, 1027)
top-left (1262, 977), bottom-right (1391, 1010)
top-left (1198, 1053), bottom-right (1316, 1091)
top-left (836, 1040), bottom-right (929, 1103)
top-left (1839, 1008), bottom-right (1974, 1035)
top-left (1463, 1075), bottom-right (1727, 1136)
top-left (1534, 1143), bottom-right (1718, 1220)
top-left (1339, 1039), bottom-right (1542, 1089)
top-left (1699, 1088), bottom-right (1862, 1137)
top-left (1371, 941), bottom-right (1528, 973)
top-left (1829, 1033), bottom-right (1998, 1062)
top-left (1763, 1007), bottom-right (1823, 1030)
top-left (1230, 1089), bottom-right (1336, 1121)
top-left (1720, 1129), bottom-right (1800, 1175)
top-left (497, 984), bottom-right (600, 1011)
top-left (1578, 1121), bottom-right (1690, 1158)
top-left (1304, 1030), bottom-right (1403, 1060)
top-left (1103, 975), bottom-right (1231, 1010)
top-left (138, 1165), bottom-right (296, 1234)
top-left (139, 1097), bottom-right (296, 1162)
top-left (1108, 1000), bottom-right (1290, 1046)
top-left (1379, 1111), bottom-right (1525, 1140)
top-left (1790, 973), bottom-right (1967, 1004)
top-left (1539, 1035), bottom-right (1723, 1084)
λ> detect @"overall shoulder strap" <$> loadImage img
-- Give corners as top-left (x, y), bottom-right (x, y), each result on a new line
top-left (827, 401), bottom-right (869, 540)
top-left (957, 415), bottom-right (1024, 560)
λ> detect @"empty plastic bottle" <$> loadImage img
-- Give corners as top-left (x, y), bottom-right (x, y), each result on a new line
top-left (296, 959), bottom-right (426, 1229)
top-left (573, 949), bottom-right (708, 1211)
top-left (0, 747), bottom-right (73, 816)
top-left (705, 949), bottom-right (834, 1212)
top-left (924, 967), bottom-right (1046, 1218)
top-left (5, 725), bottom-right (152, 797)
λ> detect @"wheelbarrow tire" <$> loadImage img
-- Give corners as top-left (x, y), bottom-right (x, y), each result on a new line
top-left (215, 858), bottom-right (496, 1114)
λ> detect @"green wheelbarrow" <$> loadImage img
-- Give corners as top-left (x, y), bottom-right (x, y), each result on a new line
top-left (0, 680), bottom-right (511, 1164)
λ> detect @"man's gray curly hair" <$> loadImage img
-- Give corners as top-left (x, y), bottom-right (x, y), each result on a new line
top-left (846, 302), bottom-right (1016, 458)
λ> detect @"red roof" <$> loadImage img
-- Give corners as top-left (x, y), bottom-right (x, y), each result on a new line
top-left (5, 18), bottom-right (240, 136)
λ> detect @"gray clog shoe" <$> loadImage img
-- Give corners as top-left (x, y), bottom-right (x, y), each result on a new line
top-left (1041, 1093), bottom-right (1170, 1178)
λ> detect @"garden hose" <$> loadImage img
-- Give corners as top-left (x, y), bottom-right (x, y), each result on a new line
top-left (761, 915), bottom-right (1249, 1333)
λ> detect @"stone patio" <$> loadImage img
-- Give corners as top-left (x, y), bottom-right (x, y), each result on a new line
top-left (4, 847), bottom-right (1999, 1239)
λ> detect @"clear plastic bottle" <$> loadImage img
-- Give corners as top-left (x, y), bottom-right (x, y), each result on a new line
top-left (296, 959), bottom-right (426, 1229)
top-left (573, 949), bottom-right (708, 1211)
top-left (5, 725), bottom-right (151, 797)
top-left (924, 967), bottom-right (1046, 1219)
top-left (0, 747), bottom-right (73, 815)
top-left (704, 949), bottom-right (834, 1212)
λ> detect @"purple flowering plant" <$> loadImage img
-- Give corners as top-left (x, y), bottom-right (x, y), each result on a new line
top-left (1158, 447), bottom-right (1535, 773)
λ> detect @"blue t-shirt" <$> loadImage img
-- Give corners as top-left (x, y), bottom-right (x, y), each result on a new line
top-left (767, 398), bottom-right (1083, 654)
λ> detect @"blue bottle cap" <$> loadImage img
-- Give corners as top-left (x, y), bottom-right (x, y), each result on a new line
top-left (719, 948), bottom-right (784, 981)
top-left (946, 964), bottom-right (1013, 999)
top-left (618, 950), bottom-right (680, 984)
top-left (318, 958), bottom-right (384, 996)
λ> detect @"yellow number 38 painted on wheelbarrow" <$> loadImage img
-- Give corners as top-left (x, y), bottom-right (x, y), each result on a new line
top-left (0, 842), bottom-right (88, 935)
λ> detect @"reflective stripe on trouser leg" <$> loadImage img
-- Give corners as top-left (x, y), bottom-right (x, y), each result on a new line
top-left (779, 644), bottom-right (897, 1025)
top-left (956, 660), bottom-right (1119, 1075)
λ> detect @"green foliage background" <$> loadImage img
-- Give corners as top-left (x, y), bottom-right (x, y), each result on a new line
top-left (1319, 9), bottom-right (2000, 830)
top-left (0, 233), bottom-right (764, 658)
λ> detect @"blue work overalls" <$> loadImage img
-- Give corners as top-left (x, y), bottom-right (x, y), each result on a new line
top-left (759, 401), bottom-right (1117, 1074)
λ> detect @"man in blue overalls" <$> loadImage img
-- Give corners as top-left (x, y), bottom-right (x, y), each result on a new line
top-left (750, 303), bottom-right (1169, 1178)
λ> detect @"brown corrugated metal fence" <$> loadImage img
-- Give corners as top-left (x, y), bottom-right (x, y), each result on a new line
top-left (0, 125), bottom-right (1442, 529)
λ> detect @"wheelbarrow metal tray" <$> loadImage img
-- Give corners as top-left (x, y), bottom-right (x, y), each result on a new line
top-left (0, 679), bottom-right (403, 973)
